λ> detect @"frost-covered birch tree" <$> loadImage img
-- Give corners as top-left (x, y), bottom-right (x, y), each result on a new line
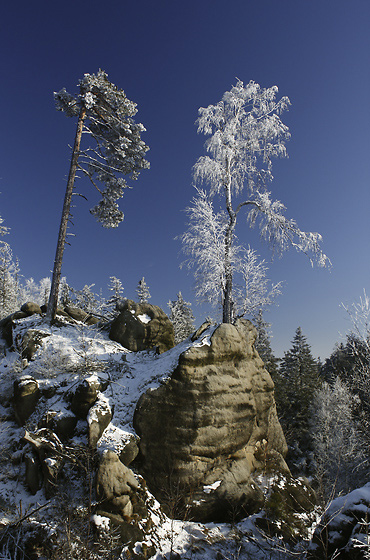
top-left (182, 80), bottom-right (329, 323)
top-left (23, 277), bottom-right (51, 306)
top-left (47, 70), bottom-right (149, 321)
top-left (311, 377), bottom-right (366, 500)
top-left (0, 251), bottom-right (20, 317)
top-left (0, 222), bottom-right (20, 318)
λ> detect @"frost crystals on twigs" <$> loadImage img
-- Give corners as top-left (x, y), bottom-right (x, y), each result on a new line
top-left (182, 79), bottom-right (330, 323)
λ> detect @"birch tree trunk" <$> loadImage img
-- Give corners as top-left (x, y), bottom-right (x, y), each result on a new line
top-left (46, 106), bottom-right (86, 322)
top-left (222, 163), bottom-right (236, 323)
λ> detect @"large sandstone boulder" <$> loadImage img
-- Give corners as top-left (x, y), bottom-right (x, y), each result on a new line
top-left (0, 311), bottom-right (28, 346)
top-left (95, 450), bottom-right (152, 555)
top-left (13, 375), bottom-right (40, 425)
top-left (70, 375), bottom-right (103, 418)
top-left (21, 329), bottom-right (50, 361)
top-left (133, 319), bottom-right (289, 523)
top-left (87, 393), bottom-right (112, 448)
top-left (21, 302), bottom-right (43, 316)
top-left (96, 450), bottom-right (140, 518)
top-left (109, 299), bottom-right (174, 353)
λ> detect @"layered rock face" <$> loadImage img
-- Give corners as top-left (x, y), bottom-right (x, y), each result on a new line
top-left (133, 319), bottom-right (289, 522)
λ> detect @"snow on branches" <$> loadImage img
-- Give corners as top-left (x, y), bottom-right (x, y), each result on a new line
top-left (181, 189), bottom-right (280, 320)
top-left (182, 79), bottom-right (330, 323)
top-left (168, 292), bottom-right (195, 344)
top-left (54, 69), bottom-right (150, 228)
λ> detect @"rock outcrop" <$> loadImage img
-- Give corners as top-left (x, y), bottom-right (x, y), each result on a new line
top-left (133, 319), bottom-right (290, 522)
top-left (96, 450), bottom-right (140, 518)
top-left (13, 375), bottom-right (40, 425)
top-left (109, 299), bottom-right (174, 353)
top-left (21, 302), bottom-right (43, 316)
top-left (71, 375), bottom-right (105, 418)
top-left (309, 483), bottom-right (370, 560)
top-left (64, 306), bottom-right (100, 325)
top-left (21, 329), bottom-right (50, 361)
top-left (0, 302), bottom-right (102, 353)
top-left (39, 408), bottom-right (78, 441)
top-left (87, 393), bottom-right (113, 448)
top-left (0, 311), bottom-right (28, 346)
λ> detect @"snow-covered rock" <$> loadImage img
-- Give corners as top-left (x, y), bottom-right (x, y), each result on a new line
top-left (87, 392), bottom-right (112, 447)
top-left (13, 375), bottom-right (40, 425)
top-left (109, 299), bottom-right (174, 353)
top-left (310, 483), bottom-right (370, 559)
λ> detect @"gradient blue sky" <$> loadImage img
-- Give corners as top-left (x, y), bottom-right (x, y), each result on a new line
top-left (1, 0), bottom-right (369, 359)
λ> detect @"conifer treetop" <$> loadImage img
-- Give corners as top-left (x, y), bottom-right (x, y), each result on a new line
top-left (136, 277), bottom-right (151, 303)
top-left (54, 69), bottom-right (150, 228)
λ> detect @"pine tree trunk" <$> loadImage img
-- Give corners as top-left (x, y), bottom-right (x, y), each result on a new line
top-left (46, 106), bottom-right (86, 322)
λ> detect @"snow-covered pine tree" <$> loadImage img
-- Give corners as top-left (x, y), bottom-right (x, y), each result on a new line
top-left (47, 70), bottom-right (149, 322)
top-left (105, 276), bottom-right (124, 318)
top-left (168, 292), bottom-right (195, 344)
top-left (136, 277), bottom-right (151, 303)
top-left (59, 277), bottom-right (72, 308)
top-left (321, 291), bottom-right (370, 472)
top-left (277, 327), bottom-right (321, 473)
top-left (182, 80), bottom-right (329, 323)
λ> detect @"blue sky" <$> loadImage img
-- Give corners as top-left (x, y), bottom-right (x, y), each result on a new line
top-left (1, 0), bottom-right (369, 359)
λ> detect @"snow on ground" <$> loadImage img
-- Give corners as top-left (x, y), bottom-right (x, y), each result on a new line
top-left (0, 317), bottom-right (307, 558)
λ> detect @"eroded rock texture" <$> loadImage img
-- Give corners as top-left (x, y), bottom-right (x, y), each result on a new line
top-left (133, 319), bottom-right (289, 522)
top-left (109, 299), bottom-right (175, 353)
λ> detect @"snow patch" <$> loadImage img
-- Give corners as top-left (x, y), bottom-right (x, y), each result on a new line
top-left (137, 313), bottom-right (151, 324)
top-left (203, 480), bottom-right (221, 494)
top-left (91, 514), bottom-right (110, 531)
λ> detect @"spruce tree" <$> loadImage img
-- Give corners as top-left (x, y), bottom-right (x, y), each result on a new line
top-left (277, 327), bottom-right (320, 473)
top-left (168, 292), bottom-right (195, 344)
top-left (136, 277), bottom-right (151, 303)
